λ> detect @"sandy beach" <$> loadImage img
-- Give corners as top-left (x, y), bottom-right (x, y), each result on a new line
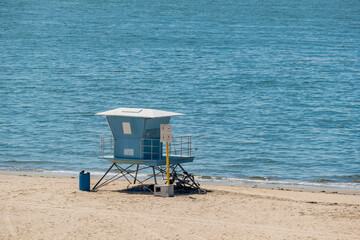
top-left (0, 173), bottom-right (359, 240)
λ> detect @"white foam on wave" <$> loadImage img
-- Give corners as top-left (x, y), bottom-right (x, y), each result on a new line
top-left (196, 175), bottom-right (360, 190)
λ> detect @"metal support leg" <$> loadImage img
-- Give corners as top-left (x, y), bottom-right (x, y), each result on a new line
top-left (174, 164), bottom-right (205, 193)
top-left (92, 163), bottom-right (115, 191)
top-left (152, 167), bottom-right (157, 184)
top-left (134, 164), bottom-right (139, 184)
top-left (114, 164), bottom-right (134, 184)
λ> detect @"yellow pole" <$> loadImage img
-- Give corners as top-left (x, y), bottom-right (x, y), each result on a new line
top-left (166, 142), bottom-right (170, 184)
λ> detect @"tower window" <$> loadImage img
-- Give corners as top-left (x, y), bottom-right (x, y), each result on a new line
top-left (122, 122), bottom-right (132, 135)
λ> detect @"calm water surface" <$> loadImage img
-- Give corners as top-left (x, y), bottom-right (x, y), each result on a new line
top-left (1, 0), bottom-right (359, 188)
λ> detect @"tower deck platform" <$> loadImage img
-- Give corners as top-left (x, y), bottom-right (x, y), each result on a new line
top-left (104, 155), bottom-right (194, 166)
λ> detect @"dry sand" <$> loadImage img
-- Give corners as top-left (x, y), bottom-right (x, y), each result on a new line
top-left (0, 172), bottom-right (359, 240)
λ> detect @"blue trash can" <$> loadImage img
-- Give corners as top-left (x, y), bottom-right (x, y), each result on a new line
top-left (79, 170), bottom-right (90, 191)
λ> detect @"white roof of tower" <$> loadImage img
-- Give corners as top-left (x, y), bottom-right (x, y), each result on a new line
top-left (95, 108), bottom-right (185, 118)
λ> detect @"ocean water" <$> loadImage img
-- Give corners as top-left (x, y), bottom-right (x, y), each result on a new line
top-left (1, 0), bottom-right (359, 189)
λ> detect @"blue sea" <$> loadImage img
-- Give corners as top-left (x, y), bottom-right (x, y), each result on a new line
top-left (1, 0), bottom-right (359, 189)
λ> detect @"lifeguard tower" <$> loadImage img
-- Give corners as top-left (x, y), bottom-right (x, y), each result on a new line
top-left (92, 107), bottom-right (202, 193)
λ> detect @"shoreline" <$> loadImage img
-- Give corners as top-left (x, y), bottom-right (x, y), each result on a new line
top-left (1, 167), bottom-right (359, 193)
top-left (1, 171), bottom-right (359, 196)
top-left (1, 172), bottom-right (359, 239)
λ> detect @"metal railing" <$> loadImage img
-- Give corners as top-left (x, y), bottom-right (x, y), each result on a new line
top-left (167, 135), bottom-right (192, 157)
top-left (100, 135), bottom-right (192, 159)
top-left (100, 136), bottom-right (114, 157)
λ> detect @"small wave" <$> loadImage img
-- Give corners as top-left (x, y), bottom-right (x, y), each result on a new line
top-left (332, 175), bottom-right (360, 183)
top-left (196, 175), bottom-right (360, 190)
top-left (3, 160), bottom-right (60, 164)
top-left (249, 176), bottom-right (270, 181)
top-left (0, 166), bottom-right (45, 172)
top-left (335, 175), bottom-right (360, 180)
top-left (313, 179), bottom-right (335, 183)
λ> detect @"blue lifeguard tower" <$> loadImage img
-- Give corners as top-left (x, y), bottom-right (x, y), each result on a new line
top-left (92, 107), bottom-right (202, 193)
